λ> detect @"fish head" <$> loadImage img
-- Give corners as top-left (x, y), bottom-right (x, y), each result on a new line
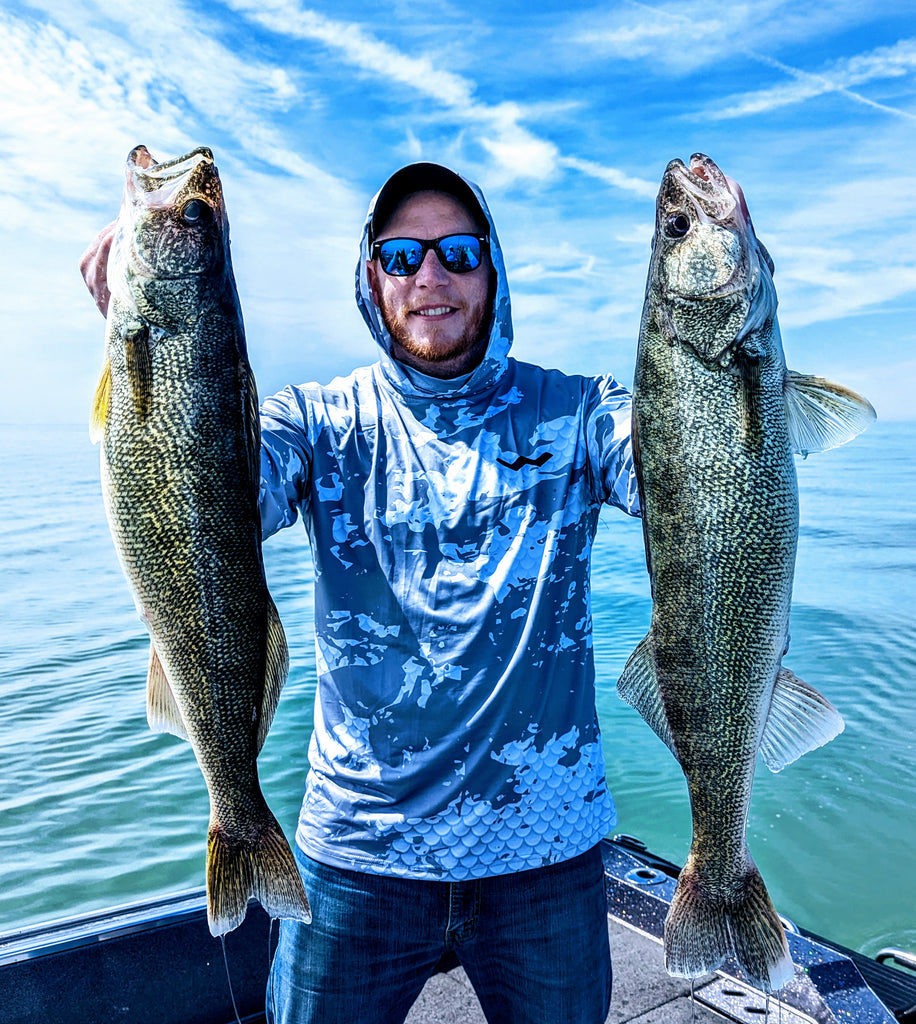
top-left (648, 153), bottom-right (777, 367)
top-left (109, 146), bottom-right (232, 322)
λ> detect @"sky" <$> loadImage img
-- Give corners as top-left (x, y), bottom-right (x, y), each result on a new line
top-left (2, 0), bottom-right (915, 424)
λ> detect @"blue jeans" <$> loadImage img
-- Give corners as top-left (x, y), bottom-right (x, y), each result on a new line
top-left (266, 843), bottom-right (612, 1024)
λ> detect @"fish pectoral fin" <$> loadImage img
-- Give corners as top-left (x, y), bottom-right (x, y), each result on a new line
top-left (90, 360), bottom-right (112, 443)
top-left (255, 598), bottom-right (290, 752)
top-left (243, 359), bottom-right (261, 491)
top-left (146, 644), bottom-right (189, 740)
top-left (123, 321), bottom-right (153, 420)
top-left (617, 635), bottom-right (677, 759)
top-left (784, 371), bottom-right (876, 457)
top-left (759, 667), bottom-right (844, 773)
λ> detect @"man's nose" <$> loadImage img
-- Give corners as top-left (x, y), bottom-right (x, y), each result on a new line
top-left (413, 246), bottom-right (450, 286)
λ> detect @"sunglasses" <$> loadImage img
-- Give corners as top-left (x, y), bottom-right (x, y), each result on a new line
top-left (371, 234), bottom-right (489, 276)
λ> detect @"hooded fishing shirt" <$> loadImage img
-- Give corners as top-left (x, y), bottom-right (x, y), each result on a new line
top-left (258, 170), bottom-right (640, 880)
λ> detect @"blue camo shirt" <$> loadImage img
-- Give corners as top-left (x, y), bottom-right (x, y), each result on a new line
top-left (258, 171), bottom-right (640, 880)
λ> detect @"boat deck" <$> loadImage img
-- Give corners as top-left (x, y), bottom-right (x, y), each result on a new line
top-left (406, 915), bottom-right (724, 1023)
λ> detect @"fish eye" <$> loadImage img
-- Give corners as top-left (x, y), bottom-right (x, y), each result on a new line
top-left (664, 213), bottom-right (691, 239)
top-left (181, 199), bottom-right (212, 225)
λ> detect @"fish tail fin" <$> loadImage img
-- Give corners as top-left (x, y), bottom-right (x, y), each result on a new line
top-left (206, 811), bottom-right (312, 936)
top-left (665, 857), bottom-right (732, 981)
top-left (727, 865), bottom-right (795, 993)
top-left (665, 855), bottom-right (794, 994)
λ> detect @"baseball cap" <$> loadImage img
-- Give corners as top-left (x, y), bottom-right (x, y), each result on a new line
top-left (369, 163), bottom-right (489, 243)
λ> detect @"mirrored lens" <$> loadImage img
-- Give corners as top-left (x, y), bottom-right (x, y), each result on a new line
top-left (376, 235), bottom-right (484, 276)
top-left (378, 239), bottom-right (425, 275)
top-left (439, 235), bottom-right (482, 272)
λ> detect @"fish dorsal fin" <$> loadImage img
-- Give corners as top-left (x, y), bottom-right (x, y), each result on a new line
top-left (146, 644), bottom-right (189, 740)
top-left (124, 322), bottom-right (153, 420)
top-left (256, 597), bottom-right (289, 752)
top-left (784, 372), bottom-right (876, 456)
top-left (90, 360), bottom-right (112, 443)
top-left (759, 667), bottom-right (844, 773)
top-left (617, 634), bottom-right (677, 760)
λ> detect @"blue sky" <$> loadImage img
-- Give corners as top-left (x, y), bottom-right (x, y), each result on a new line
top-left (3, 0), bottom-right (915, 423)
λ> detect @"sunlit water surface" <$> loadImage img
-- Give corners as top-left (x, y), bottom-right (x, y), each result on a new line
top-left (1, 421), bottom-right (913, 959)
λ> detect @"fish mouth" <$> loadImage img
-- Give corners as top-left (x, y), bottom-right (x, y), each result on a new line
top-left (126, 145), bottom-right (221, 214)
top-left (129, 145), bottom-right (215, 182)
top-left (665, 153), bottom-right (740, 221)
top-left (658, 153), bottom-right (764, 301)
top-left (119, 145), bottom-right (225, 281)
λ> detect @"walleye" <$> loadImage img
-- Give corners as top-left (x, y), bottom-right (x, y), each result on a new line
top-left (90, 145), bottom-right (311, 935)
top-left (619, 153), bottom-right (874, 992)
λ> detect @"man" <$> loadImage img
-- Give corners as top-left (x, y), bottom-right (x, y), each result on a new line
top-left (82, 161), bottom-right (640, 1024)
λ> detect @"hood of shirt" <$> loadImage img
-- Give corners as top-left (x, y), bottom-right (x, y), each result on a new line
top-left (354, 166), bottom-right (514, 402)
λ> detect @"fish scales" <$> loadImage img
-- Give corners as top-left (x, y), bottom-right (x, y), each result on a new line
top-left (619, 153), bottom-right (875, 992)
top-left (92, 145), bottom-right (311, 935)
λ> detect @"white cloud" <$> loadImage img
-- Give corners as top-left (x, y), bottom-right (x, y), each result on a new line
top-left (568, 0), bottom-right (781, 72)
top-left (5, 0), bottom-right (339, 192)
top-left (224, 1), bottom-right (476, 107)
top-left (758, 172), bottom-right (916, 328)
top-left (560, 157), bottom-right (658, 200)
top-left (708, 39), bottom-right (916, 121)
top-left (569, 0), bottom-right (912, 102)
top-left (0, 1), bottom-right (364, 426)
top-left (219, 0), bottom-right (648, 194)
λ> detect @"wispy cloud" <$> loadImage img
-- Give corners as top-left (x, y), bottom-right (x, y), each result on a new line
top-left (1, 1), bottom-right (342, 194)
top-left (559, 157), bottom-right (658, 200)
top-left (711, 40), bottom-right (916, 121)
top-left (571, 1), bottom-right (916, 123)
top-left (0, 0), bottom-right (912, 423)
top-left (219, 0), bottom-right (653, 196)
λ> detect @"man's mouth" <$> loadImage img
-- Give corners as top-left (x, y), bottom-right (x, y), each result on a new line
top-left (413, 306), bottom-right (456, 318)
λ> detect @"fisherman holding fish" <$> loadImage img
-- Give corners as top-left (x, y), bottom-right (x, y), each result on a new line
top-left (82, 151), bottom-right (873, 1022)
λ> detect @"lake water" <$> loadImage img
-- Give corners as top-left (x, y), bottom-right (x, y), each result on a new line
top-left (1, 419), bottom-right (914, 962)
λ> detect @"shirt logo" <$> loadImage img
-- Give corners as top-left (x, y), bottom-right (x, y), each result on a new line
top-left (496, 452), bottom-right (553, 471)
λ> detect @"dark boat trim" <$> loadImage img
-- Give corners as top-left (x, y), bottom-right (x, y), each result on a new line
top-left (1, 837), bottom-right (913, 1024)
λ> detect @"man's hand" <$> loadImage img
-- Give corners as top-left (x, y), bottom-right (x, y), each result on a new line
top-left (79, 221), bottom-right (116, 317)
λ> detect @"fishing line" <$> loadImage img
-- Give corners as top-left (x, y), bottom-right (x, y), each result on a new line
top-left (220, 934), bottom-right (243, 1024)
top-left (268, 915), bottom-right (278, 974)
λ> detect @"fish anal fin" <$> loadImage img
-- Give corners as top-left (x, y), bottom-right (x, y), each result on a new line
top-left (759, 667), bottom-right (844, 773)
top-left (146, 644), bottom-right (188, 740)
top-left (123, 322), bottom-right (152, 420)
top-left (90, 360), bottom-right (112, 443)
top-left (784, 371), bottom-right (876, 457)
top-left (617, 634), bottom-right (676, 759)
top-left (256, 598), bottom-right (289, 752)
